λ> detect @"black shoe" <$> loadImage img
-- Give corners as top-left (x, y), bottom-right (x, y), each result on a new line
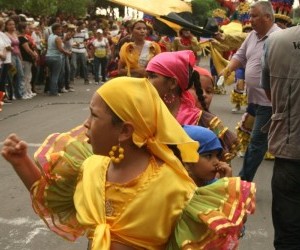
top-left (3, 98), bottom-right (12, 104)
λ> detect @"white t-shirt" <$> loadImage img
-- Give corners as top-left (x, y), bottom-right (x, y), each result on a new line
top-left (0, 32), bottom-right (12, 64)
top-left (92, 38), bottom-right (108, 58)
top-left (72, 31), bottom-right (89, 53)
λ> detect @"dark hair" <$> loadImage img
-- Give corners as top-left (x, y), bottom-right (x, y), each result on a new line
top-left (77, 20), bottom-right (84, 27)
top-left (51, 23), bottom-right (62, 33)
top-left (17, 22), bottom-right (27, 33)
top-left (168, 145), bottom-right (182, 162)
top-left (179, 28), bottom-right (190, 36)
top-left (9, 14), bottom-right (20, 25)
top-left (105, 103), bottom-right (123, 126)
top-left (4, 19), bottom-right (15, 32)
top-left (131, 20), bottom-right (147, 31)
top-left (187, 66), bottom-right (208, 111)
top-left (0, 19), bottom-right (4, 30)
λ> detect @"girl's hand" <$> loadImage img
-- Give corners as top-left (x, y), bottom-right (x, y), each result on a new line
top-left (216, 161), bottom-right (232, 178)
top-left (1, 134), bottom-right (41, 190)
top-left (1, 134), bottom-right (28, 167)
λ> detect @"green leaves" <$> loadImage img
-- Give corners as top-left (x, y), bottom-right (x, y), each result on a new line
top-left (0, 0), bottom-right (93, 17)
top-left (192, 0), bottom-right (220, 26)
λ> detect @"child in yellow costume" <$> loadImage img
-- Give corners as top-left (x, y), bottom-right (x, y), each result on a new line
top-left (2, 77), bottom-right (255, 250)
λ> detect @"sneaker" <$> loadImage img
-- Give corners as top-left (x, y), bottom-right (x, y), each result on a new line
top-left (60, 88), bottom-right (68, 93)
top-left (232, 106), bottom-right (243, 114)
top-left (23, 94), bottom-right (32, 100)
top-left (30, 92), bottom-right (37, 97)
top-left (48, 93), bottom-right (61, 96)
top-left (67, 87), bottom-right (75, 92)
top-left (3, 98), bottom-right (12, 104)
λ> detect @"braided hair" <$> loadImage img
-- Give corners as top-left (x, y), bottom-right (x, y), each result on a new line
top-left (187, 65), bottom-right (208, 112)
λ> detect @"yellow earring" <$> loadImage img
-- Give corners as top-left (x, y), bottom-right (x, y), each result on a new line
top-left (109, 143), bottom-right (125, 163)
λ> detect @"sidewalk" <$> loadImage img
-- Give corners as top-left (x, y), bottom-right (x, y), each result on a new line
top-left (1, 78), bottom-right (99, 121)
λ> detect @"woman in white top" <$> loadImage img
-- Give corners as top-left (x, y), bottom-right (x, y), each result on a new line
top-left (0, 18), bottom-right (12, 103)
top-left (91, 29), bottom-right (109, 84)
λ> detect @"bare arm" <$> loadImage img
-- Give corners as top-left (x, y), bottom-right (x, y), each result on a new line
top-left (117, 59), bottom-right (128, 76)
top-left (264, 89), bottom-right (271, 101)
top-left (22, 42), bottom-right (38, 61)
top-left (1, 134), bottom-right (41, 190)
top-left (55, 37), bottom-right (71, 56)
top-left (220, 58), bottom-right (242, 79)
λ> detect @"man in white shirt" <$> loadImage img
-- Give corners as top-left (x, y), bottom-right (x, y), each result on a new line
top-left (70, 20), bottom-right (90, 85)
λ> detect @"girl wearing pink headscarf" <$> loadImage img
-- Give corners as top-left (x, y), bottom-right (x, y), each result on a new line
top-left (192, 66), bottom-right (215, 110)
top-left (146, 50), bottom-right (240, 162)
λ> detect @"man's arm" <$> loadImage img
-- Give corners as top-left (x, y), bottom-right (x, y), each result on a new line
top-left (261, 40), bottom-right (271, 101)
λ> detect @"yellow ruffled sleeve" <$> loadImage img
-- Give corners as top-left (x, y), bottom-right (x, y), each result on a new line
top-left (31, 125), bottom-right (93, 241)
top-left (167, 177), bottom-right (256, 250)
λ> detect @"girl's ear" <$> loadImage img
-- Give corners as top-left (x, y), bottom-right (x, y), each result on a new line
top-left (169, 78), bottom-right (178, 91)
top-left (119, 122), bottom-right (134, 142)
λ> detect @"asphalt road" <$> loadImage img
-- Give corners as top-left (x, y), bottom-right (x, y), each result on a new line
top-left (0, 62), bottom-right (274, 250)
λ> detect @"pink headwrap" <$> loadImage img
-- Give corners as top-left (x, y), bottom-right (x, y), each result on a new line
top-left (193, 66), bottom-right (213, 80)
top-left (147, 50), bottom-right (201, 125)
top-left (146, 50), bottom-right (196, 91)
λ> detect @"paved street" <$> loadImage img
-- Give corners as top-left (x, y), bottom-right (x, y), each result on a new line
top-left (0, 62), bottom-right (274, 249)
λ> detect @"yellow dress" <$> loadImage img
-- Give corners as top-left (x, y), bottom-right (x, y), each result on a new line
top-left (31, 126), bottom-right (255, 250)
top-left (119, 41), bottom-right (161, 76)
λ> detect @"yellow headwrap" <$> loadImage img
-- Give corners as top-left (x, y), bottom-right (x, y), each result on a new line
top-left (97, 77), bottom-right (199, 177)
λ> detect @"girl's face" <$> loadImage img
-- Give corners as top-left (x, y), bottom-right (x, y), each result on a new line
top-left (200, 75), bottom-right (214, 109)
top-left (181, 29), bottom-right (191, 37)
top-left (189, 150), bottom-right (220, 184)
top-left (147, 72), bottom-right (175, 99)
top-left (96, 32), bottom-right (103, 38)
top-left (54, 26), bottom-right (63, 36)
top-left (27, 25), bottom-right (34, 35)
top-left (84, 93), bottom-right (122, 155)
top-left (189, 75), bottom-right (214, 110)
top-left (132, 22), bottom-right (147, 40)
top-left (6, 20), bottom-right (16, 32)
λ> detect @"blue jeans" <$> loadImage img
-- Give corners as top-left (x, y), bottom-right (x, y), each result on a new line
top-left (11, 54), bottom-right (24, 99)
top-left (239, 104), bottom-right (272, 181)
top-left (70, 52), bottom-right (88, 81)
top-left (272, 158), bottom-right (300, 250)
top-left (93, 56), bottom-right (107, 82)
top-left (58, 55), bottom-right (66, 91)
top-left (46, 56), bottom-right (62, 95)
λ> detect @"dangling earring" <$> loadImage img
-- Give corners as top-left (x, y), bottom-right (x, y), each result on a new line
top-left (163, 92), bottom-right (176, 104)
top-left (109, 143), bottom-right (125, 164)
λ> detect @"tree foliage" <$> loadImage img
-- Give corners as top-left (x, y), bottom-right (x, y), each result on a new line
top-left (58, 0), bottom-right (91, 17)
top-left (22, 0), bottom-right (57, 16)
top-left (191, 0), bottom-right (220, 27)
top-left (0, 0), bottom-right (93, 17)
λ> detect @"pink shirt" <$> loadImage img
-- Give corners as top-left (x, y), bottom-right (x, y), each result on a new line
top-left (232, 24), bottom-right (281, 106)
